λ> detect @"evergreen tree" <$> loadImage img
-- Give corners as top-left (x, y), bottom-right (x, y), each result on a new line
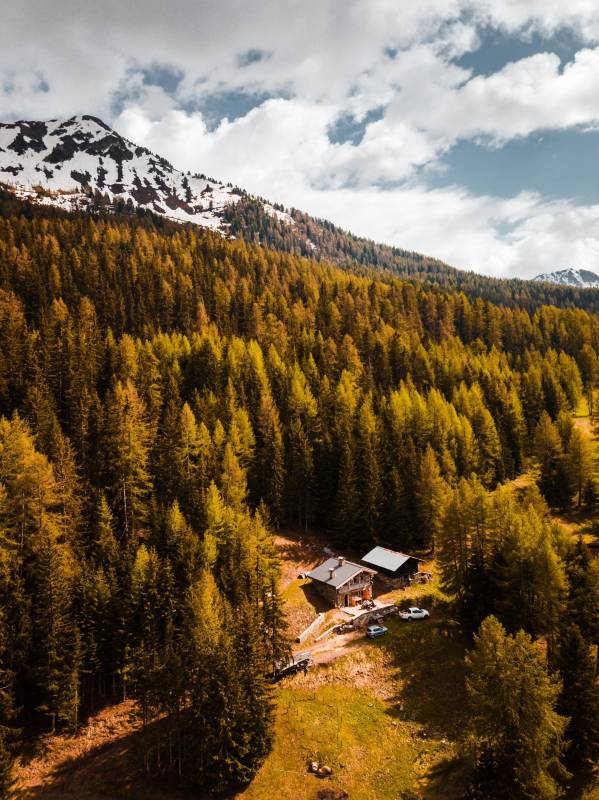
top-left (255, 392), bottom-right (285, 523)
top-left (534, 412), bottom-right (572, 508)
top-left (565, 427), bottom-right (593, 507)
top-left (465, 616), bottom-right (567, 800)
top-left (564, 538), bottom-right (599, 645)
top-left (103, 380), bottom-right (152, 540)
top-left (555, 623), bottom-right (599, 771)
top-left (414, 445), bottom-right (445, 550)
top-left (355, 397), bottom-right (382, 544)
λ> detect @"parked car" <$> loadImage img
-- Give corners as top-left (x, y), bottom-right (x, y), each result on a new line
top-left (366, 624), bottom-right (388, 639)
top-left (273, 651), bottom-right (312, 680)
top-left (336, 622), bottom-right (355, 634)
top-left (399, 607), bottom-right (430, 621)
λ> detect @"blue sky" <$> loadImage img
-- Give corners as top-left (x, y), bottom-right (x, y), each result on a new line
top-left (3, 1), bottom-right (599, 277)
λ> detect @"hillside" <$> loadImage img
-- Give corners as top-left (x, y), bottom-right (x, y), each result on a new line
top-left (5, 115), bottom-right (599, 315)
top-left (0, 192), bottom-right (597, 799)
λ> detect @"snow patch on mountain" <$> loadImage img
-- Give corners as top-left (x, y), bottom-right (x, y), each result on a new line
top-left (532, 268), bottom-right (599, 289)
top-left (0, 115), bottom-right (255, 231)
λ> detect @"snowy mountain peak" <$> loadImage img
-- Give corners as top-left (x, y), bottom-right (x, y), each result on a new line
top-left (0, 115), bottom-right (263, 230)
top-left (532, 268), bottom-right (599, 289)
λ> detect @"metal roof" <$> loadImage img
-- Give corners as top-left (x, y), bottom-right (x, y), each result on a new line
top-left (361, 546), bottom-right (420, 573)
top-left (306, 557), bottom-right (373, 589)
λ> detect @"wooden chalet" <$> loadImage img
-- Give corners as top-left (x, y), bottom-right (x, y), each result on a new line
top-left (306, 556), bottom-right (376, 608)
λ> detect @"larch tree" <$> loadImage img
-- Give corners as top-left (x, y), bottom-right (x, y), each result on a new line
top-left (565, 427), bottom-right (593, 507)
top-left (413, 445), bottom-right (446, 551)
top-left (465, 616), bottom-right (567, 800)
top-left (103, 379), bottom-right (152, 541)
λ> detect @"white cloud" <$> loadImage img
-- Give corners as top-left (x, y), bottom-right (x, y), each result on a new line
top-left (5, 1), bottom-right (599, 276)
top-left (115, 102), bottom-right (599, 278)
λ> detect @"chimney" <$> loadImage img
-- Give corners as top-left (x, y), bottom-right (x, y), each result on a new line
top-left (338, 556), bottom-right (345, 567)
top-left (328, 567), bottom-right (336, 581)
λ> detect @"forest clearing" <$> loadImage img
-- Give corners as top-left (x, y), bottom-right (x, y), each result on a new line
top-left (15, 467), bottom-right (598, 800)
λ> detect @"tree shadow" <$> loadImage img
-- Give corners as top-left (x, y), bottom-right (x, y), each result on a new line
top-left (383, 616), bottom-right (467, 736)
top-left (375, 595), bottom-right (471, 797)
top-left (18, 714), bottom-right (201, 800)
top-left (419, 753), bottom-right (472, 800)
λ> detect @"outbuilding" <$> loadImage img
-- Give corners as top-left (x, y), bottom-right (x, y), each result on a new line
top-left (361, 546), bottom-right (422, 583)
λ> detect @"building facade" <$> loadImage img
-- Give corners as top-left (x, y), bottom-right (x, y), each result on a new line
top-left (306, 556), bottom-right (377, 608)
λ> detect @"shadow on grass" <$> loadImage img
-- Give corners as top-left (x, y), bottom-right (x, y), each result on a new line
top-left (276, 528), bottom-right (330, 567)
top-left (19, 714), bottom-right (202, 800)
top-left (420, 753), bottom-right (472, 800)
top-left (376, 593), bottom-right (471, 797)
top-left (297, 581), bottom-right (332, 615)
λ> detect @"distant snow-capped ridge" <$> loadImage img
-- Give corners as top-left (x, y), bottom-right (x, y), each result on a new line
top-left (532, 268), bottom-right (599, 289)
top-left (0, 114), bottom-right (291, 232)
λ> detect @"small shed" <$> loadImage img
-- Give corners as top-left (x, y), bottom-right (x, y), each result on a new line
top-left (306, 556), bottom-right (376, 608)
top-left (361, 546), bottom-right (422, 582)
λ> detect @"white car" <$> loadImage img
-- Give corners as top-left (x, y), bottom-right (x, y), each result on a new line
top-left (399, 607), bottom-right (429, 621)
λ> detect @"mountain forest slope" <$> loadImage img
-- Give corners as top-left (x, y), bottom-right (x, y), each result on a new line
top-left (3, 115), bottom-right (599, 316)
top-left (0, 193), bottom-right (597, 798)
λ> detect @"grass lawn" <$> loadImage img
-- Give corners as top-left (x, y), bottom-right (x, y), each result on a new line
top-left (240, 593), bottom-right (469, 800)
top-left (242, 682), bottom-right (418, 800)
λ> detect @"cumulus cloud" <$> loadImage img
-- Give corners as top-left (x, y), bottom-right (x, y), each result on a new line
top-left (4, 0), bottom-right (599, 276)
top-left (115, 103), bottom-right (599, 278)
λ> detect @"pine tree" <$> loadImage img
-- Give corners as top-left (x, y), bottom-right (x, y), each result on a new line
top-left (414, 445), bottom-right (445, 551)
top-left (220, 442), bottom-right (248, 510)
top-left (355, 397), bottom-right (383, 544)
top-left (231, 599), bottom-right (274, 780)
top-left (565, 427), bottom-right (593, 507)
top-left (564, 538), bottom-right (599, 645)
top-left (183, 570), bottom-right (244, 791)
top-left (255, 392), bottom-right (285, 523)
top-left (555, 623), bottom-right (599, 771)
top-left (28, 527), bottom-right (81, 732)
top-left (465, 616), bottom-right (567, 800)
top-left (286, 416), bottom-right (314, 531)
top-left (534, 412), bottom-right (572, 508)
top-left (103, 380), bottom-right (152, 540)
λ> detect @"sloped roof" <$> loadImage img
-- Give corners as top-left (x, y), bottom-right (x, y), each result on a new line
top-left (361, 546), bottom-right (421, 573)
top-left (306, 558), bottom-right (374, 589)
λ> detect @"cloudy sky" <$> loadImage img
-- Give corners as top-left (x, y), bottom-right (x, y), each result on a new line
top-left (3, 1), bottom-right (599, 277)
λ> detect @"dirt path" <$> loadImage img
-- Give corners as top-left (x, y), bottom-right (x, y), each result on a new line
top-left (308, 630), bottom-right (365, 664)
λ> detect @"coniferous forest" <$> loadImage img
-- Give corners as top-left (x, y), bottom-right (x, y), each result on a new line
top-left (0, 194), bottom-right (597, 798)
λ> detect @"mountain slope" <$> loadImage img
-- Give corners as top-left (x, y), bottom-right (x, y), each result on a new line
top-left (0, 114), bottom-right (283, 230)
top-left (0, 114), bottom-right (472, 278)
top-left (533, 267), bottom-right (599, 289)
top-left (5, 115), bottom-right (599, 315)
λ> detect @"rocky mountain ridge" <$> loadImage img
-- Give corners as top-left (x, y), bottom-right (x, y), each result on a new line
top-left (533, 268), bottom-right (599, 289)
top-left (0, 114), bottom-right (290, 231)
